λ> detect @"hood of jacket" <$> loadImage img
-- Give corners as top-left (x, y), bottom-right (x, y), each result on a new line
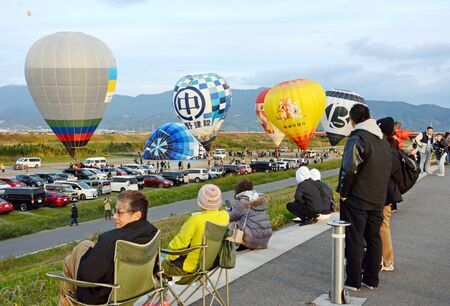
top-left (235, 190), bottom-right (269, 210)
top-left (354, 118), bottom-right (383, 139)
top-left (296, 166), bottom-right (311, 184)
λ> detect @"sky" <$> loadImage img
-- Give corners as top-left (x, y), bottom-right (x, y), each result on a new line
top-left (1, 0), bottom-right (450, 107)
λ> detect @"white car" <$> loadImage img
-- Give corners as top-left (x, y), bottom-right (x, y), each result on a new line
top-left (85, 168), bottom-right (108, 180)
top-left (54, 180), bottom-right (98, 200)
top-left (208, 167), bottom-right (225, 177)
top-left (122, 164), bottom-right (151, 175)
top-left (275, 161), bottom-right (289, 170)
top-left (14, 157), bottom-right (41, 169)
top-left (212, 149), bottom-right (227, 160)
top-left (110, 176), bottom-right (139, 192)
top-left (187, 169), bottom-right (209, 182)
top-left (83, 157), bottom-right (107, 169)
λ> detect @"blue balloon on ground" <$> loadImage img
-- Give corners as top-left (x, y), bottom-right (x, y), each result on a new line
top-left (143, 123), bottom-right (205, 160)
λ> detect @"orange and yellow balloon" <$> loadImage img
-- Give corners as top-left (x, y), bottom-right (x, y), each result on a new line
top-left (264, 79), bottom-right (326, 149)
top-left (255, 88), bottom-right (285, 147)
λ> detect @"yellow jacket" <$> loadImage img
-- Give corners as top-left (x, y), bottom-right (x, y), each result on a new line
top-left (168, 210), bottom-right (229, 272)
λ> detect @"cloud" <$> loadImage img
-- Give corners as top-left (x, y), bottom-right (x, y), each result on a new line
top-left (98, 0), bottom-right (147, 7)
top-left (348, 38), bottom-right (450, 62)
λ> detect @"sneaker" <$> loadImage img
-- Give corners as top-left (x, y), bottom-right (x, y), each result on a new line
top-left (436, 173), bottom-right (444, 177)
top-left (381, 265), bottom-right (395, 272)
top-left (362, 282), bottom-right (378, 290)
top-left (292, 217), bottom-right (302, 223)
top-left (344, 285), bottom-right (360, 292)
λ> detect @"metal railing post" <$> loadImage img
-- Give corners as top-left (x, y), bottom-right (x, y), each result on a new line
top-left (327, 220), bottom-right (351, 304)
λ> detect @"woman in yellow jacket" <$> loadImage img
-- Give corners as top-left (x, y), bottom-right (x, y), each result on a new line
top-left (162, 184), bottom-right (229, 275)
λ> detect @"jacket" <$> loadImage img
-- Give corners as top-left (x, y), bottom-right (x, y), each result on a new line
top-left (432, 139), bottom-right (448, 160)
top-left (312, 181), bottom-right (335, 214)
top-left (293, 178), bottom-right (322, 213)
top-left (414, 132), bottom-right (434, 154)
top-left (71, 206), bottom-right (78, 218)
top-left (168, 210), bottom-right (229, 273)
top-left (77, 219), bottom-right (158, 304)
top-left (386, 148), bottom-right (403, 205)
top-left (229, 190), bottom-right (272, 249)
top-left (337, 119), bottom-right (392, 210)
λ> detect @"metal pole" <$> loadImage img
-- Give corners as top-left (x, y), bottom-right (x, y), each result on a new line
top-left (327, 220), bottom-right (351, 304)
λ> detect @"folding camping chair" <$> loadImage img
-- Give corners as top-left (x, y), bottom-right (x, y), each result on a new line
top-left (47, 230), bottom-right (164, 306)
top-left (162, 222), bottom-right (232, 306)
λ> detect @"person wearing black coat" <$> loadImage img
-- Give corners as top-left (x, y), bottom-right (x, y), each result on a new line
top-left (286, 166), bottom-right (322, 226)
top-left (337, 105), bottom-right (392, 291)
top-left (70, 204), bottom-right (78, 226)
top-left (59, 191), bottom-right (158, 305)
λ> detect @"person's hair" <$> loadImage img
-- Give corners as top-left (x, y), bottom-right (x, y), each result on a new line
top-left (349, 104), bottom-right (371, 124)
top-left (445, 132), bottom-right (449, 138)
top-left (384, 135), bottom-right (399, 149)
top-left (117, 191), bottom-right (148, 220)
top-left (394, 121), bottom-right (401, 129)
top-left (234, 179), bottom-right (253, 195)
top-left (427, 126), bottom-right (433, 130)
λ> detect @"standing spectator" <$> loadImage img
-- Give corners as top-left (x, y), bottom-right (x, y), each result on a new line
top-left (178, 160), bottom-right (182, 170)
top-left (414, 126), bottom-right (434, 173)
top-left (0, 162), bottom-right (4, 173)
top-left (70, 203), bottom-right (79, 226)
top-left (104, 197), bottom-right (112, 220)
top-left (337, 104), bottom-right (392, 291)
top-left (376, 117), bottom-right (403, 271)
top-left (167, 161), bottom-right (171, 170)
top-left (310, 168), bottom-right (335, 220)
top-left (393, 121), bottom-right (409, 150)
top-left (286, 167), bottom-right (322, 226)
top-left (187, 162), bottom-right (191, 170)
top-left (156, 162), bottom-right (160, 172)
top-left (432, 133), bottom-right (448, 176)
top-left (228, 180), bottom-right (272, 250)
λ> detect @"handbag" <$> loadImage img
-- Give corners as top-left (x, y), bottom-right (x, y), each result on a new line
top-left (231, 207), bottom-right (251, 245)
top-left (219, 226), bottom-right (237, 269)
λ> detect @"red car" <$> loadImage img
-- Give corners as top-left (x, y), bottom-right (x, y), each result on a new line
top-left (143, 175), bottom-right (173, 188)
top-left (0, 198), bottom-right (14, 214)
top-left (0, 177), bottom-right (26, 187)
top-left (45, 191), bottom-right (70, 207)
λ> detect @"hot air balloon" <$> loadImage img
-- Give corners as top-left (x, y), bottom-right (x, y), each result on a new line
top-left (25, 32), bottom-right (117, 158)
top-left (264, 79), bottom-right (326, 149)
top-left (320, 89), bottom-right (366, 145)
top-left (143, 123), bottom-right (205, 160)
top-left (172, 73), bottom-right (232, 151)
top-left (255, 88), bottom-right (285, 147)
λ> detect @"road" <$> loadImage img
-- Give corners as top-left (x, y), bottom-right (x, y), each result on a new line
top-left (0, 168), bottom-right (340, 259)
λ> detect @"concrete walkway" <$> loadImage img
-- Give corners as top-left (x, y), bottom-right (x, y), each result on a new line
top-left (0, 169), bottom-right (339, 259)
top-left (188, 166), bottom-right (450, 305)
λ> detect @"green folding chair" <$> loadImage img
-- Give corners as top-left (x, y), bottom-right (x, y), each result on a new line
top-left (47, 230), bottom-right (164, 306)
top-left (162, 222), bottom-right (232, 306)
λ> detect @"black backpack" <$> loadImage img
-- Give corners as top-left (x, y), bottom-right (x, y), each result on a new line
top-left (396, 151), bottom-right (420, 194)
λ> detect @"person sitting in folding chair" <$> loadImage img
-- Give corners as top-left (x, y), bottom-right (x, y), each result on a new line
top-left (162, 184), bottom-right (229, 277)
top-left (58, 191), bottom-right (158, 305)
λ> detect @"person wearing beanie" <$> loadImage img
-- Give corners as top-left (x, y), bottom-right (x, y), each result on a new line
top-left (310, 168), bottom-right (335, 220)
top-left (286, 166), bottom-right (322, 226)
top-left (162, 184), bottom-right (229, 276)
top-left (229, 180), bottom-right (272, 251)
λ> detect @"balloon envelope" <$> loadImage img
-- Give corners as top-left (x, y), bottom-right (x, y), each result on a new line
top-left (264, 79), bottom-right (326, 149)
top-left (172, 73), bottom-right (232, 151)
top-left (255, 88), bottom-right (285, 147)
top-left (143, 123), bottom-right (205, 160)
top-left (25, 32), bottom-right (117, 157)
top-left (321, 89), bottom-right (365, 145)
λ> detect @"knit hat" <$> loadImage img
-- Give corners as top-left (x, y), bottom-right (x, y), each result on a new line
top-left (310, 168), bottom-right (321, 181)
top-left (296, 166), bottom-right (311, 184)
top-left (376, 117), bottom-right (395, 136)
top-left (197, 184), bottom-right (222, 211)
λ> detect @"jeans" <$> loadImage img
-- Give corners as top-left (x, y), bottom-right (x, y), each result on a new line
top-left (419, 150), bottom-right (432, 173)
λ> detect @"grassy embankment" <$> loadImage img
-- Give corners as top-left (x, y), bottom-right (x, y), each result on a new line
top-left (0, 159), bottom-right (341, 241)
top-left (0, 175), bottom-right (339, 305)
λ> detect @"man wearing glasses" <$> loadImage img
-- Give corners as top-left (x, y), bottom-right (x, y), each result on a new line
top-left (59, 191), bottom-right (158, 306)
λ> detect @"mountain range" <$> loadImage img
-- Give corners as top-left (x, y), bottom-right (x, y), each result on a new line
top-left (0, 85), bottom-right (449, 132)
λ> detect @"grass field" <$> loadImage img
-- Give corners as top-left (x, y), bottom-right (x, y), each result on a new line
top-left (0, 176), bottom-right (338, 305)
top-left (0, 159), bottom-right (341, 241)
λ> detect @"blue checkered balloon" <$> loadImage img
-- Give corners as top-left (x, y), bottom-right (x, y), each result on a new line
top-left (143, 123), bottom-right (205, 160)
top-left (173, 73), bottom-right (232, 150)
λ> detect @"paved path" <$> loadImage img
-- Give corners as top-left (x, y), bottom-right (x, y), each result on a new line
top-left (202, 167), bottom-right (450, 306)
top-left (0, 168), bottom-right (340, 259)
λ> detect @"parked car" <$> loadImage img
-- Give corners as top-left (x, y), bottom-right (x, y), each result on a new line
top-left (78, 179), bottom-right (112, 195)
top-left (117, 167), bottom-right (140, 176)
top-left (187, 168), bottom-right (209, 182)
top-left (110, 176), bottom-right (139, 192)
top-left (15, 174), bottom-right (47, 187)
top-left (250, 161), bottom-right (275, 173)
top-left (274, 161), bottom-right (289, 170)
top-left (63, 168), bottom-right (96, 180)
top-left (329, 146), bottom-right (338, 153)
top-left (51, 173), bottom-right (77, 181)
top-left (0, 198), bottom-right (14, 214)
top-left (207, 167), bottom-right (225, 177)
top-left (0, 177), bottom-right (26, 187)
top-left (0, 187), bottom-right (46, 211)
top-left (143, 175), bottom-right (173, 188)
top-left (212, 149), bottom-right (227, 160)
top-left (99, 167), bottom-right (119, 178)
top-left (83, 157), bottom-right (107, 169)
top-left (161, 171), bottom-right (189, 185)
top-left (0, 179), bottom-right (11, 189)
top-left (54, 181), bottom-right (98, 200)
top-left (35, 173), bottom-right (62, 184)
top-left (223, 164), bottom-right (240, 175)
top-left (122, 164), bottom-right (152, 175)
top-left (84, 168), bottom-right (109, 180)
top-left (280, 146), bottom-right (289, 153)
top-left (44, 183), bottom-right (78, 202)
top-left (45, 190), bottom-right (70, 207)
top-left (298, 158), bottom-right (309, 166)
top-left (236, 164), bottom-right (252, 175)
top-left (14, 157), bottom-right (41, 169)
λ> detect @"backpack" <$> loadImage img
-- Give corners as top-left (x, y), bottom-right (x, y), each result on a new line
top-left (396, 151), bottom-right (420, 194)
